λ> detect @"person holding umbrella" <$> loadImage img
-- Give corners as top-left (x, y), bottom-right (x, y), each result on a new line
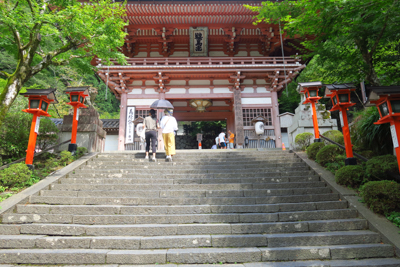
top-left (160, 109), bottom-right (178, 161)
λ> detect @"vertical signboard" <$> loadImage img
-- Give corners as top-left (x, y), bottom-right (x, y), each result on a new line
top-left (189, 27), bottom-right (208, 57)
top-left (125, 106), bottom-right (135, 144)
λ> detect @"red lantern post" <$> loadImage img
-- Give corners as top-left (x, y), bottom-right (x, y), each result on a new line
top-left (65, 87), bottom-right (89, 153)
top-left (367, 86), bottom-right (400, 172)
top-left (298, 82), bottom-right (323, 142)
top-left (324, 84), bottom-right (356, 165)
top-left (20, 89), bottom-right (57, 169)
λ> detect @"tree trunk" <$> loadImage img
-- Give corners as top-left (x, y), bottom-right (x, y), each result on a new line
top-left (0, 73), bottom-right (25, 128)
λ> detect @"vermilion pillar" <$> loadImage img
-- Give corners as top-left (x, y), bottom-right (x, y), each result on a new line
top-left (25, 114), bottom-right (40, 166)
top-left (339, 106), bottom-right (353, 159)
top-left (310, 101), bottom-right (320, 140)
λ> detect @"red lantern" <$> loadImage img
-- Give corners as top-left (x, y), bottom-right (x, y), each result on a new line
top-left (324, 83), bottom-right (356, 165)
top-left (367, 86), bottom-right (400, 173)
top-left (20, 89), bottom-right (57, 169)
top-left (65, 87), bottom-right (89, 153)
top-left (298, 82), bottom-right (323, 142)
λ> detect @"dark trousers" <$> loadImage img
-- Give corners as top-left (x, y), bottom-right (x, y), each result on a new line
top-left (145, 130), bottom-right (157, 153)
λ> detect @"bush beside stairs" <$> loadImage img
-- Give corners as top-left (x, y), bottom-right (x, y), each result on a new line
top-left (0, 150), bottom-right (399, 267)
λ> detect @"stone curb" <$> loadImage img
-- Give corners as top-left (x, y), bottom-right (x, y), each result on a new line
top-left (0, 152), bottom-right (98, 215)
top-left (295, 151), bottom-right (400, 257)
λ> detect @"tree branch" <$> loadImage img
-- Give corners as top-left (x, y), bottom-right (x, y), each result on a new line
top-left (369, 14), bottom-right (389, 57)
top-left (0, 71), bottom-right (11, 79)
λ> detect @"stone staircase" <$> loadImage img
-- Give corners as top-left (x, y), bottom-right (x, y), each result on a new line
top-left (0, 150), bottom-right (399, 266)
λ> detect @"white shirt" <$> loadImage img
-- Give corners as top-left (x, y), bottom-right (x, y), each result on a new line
top-left (160, 115), bottom-right (178, 134)
top-left (218, 132), bottom-right (226, 143)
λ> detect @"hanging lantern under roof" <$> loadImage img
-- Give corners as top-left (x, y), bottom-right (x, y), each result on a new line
top-left (189, 99), bottom-right (212, 112)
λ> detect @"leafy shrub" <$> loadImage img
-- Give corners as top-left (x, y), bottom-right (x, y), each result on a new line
top-left (316, 144), bottom-right (344, 167)
top-left (59, 151), bottom-right (74, 166)
top-left (360, 180), bottom-right (400, 215)
top-left (75, 147), bottom-right (88, 159)
top-left (386, 212), bottom-right (400, 228)
top-left (295, 132), bottom-right (314, 150)
top-left (335, 165), bottom-right (365, 188)
top-left (365, 155), bottom-right (398, 182)
top-left (0, 163), bottom-right (32, 187)
top-left (325, 154), bottom-right (346, 174)
top-left (322, 130), bottom-right (344, 145)
top-left (306, 142), bottom-right (325, 160)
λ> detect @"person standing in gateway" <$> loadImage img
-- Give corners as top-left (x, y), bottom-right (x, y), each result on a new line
top-left (160, 109), bottom-right (178, 161)
top-left (143, 109), bottom-right (159, 161)
top-left (218, 130), bottom-right (226, 149)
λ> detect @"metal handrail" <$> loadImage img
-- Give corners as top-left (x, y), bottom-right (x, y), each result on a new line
top-left (319, 134), bottom-right (369, 162)
top-left (0, 139), bottom-right (71, 171)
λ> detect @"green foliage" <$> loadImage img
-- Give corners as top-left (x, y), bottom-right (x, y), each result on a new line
top-left (0, 0), bottom-right (127, 127)
top-left (306, 142), bottom-right (325, 160)
top-left (0, 163), bottom-right (32, 187)
top-left (335, 165), bottom-right (365, 188)
top-left (325, 155), bottom-right (346, 174)
top-left (278, 82), bottom-right (301, 114)
top-left (37, 118), bottom-right (59, 151)
top-left (316, 144), bottom-right (344, 167)
top-left (248, 0), bottom-right (400, 86)
top-left (360, 180), bottom-right (400, 215)
top-left (365, 155), bottom-right (399, 182)
top-left (351, 107), bottom-right (392, 155)
top-left (59, 151), bottom-right (74, 166)
top-left (386, 212), bottom-right (400, 228)
top-left (323, 130), bottom-right (344, 146)
top-left (295, 132), bottom-right (313, 150)
top-left (75, 147), bottom-right (88, 159)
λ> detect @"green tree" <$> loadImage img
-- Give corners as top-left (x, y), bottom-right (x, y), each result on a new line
top-left (248, 0), bottom-right (400, 86)
top-left (0, 0), bottom-right (127, 127)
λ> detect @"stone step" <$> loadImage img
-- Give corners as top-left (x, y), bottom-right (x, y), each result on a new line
top-left (39, 187), bottom-right (332, 198)
top-left (81, 159), bottom-right (307, 169)
top-left (2, 258), bottom-right (400, 267)
top-left (81, 165), bottom-right (308, 172)
top-left (2, 209), bottom-right (357, 224)
top-left (67, 170), bottom-right (316, 179)
top-left (71, 167), bottom-right (311, 175)
top-left (58, 176), bottom-right (321, 185)
top-left (14, 201), bottom-right (347, 216)
top-left (0, 219), bottom-right (369, 236)
top-left (30, 193), bottom-right (339, 206)
top-left (49, 182), bottom-right (326, 191)
top-left (0, 231), bottom-right (379, 250)
top-left (0, 243), bottom-right (393, 264)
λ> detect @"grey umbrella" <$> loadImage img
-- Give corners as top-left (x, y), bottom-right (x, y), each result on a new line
top-left (150, 99), bottom-right (174, 109)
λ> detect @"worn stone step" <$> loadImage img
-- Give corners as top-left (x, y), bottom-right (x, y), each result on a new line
top-left (49, 182), bottom-right (326, 191)
top-left (2, 258), bottom-right (400, 267)
top-left (0, 247), bottom-right (393, 264)
top-left (67, 171), bottom-right (316, 179)
top-left (81, 163), bottom-right (308, 171)
top-left (58, 176), bottom-right (321, 185)
top-left (30, 193), bottom-right (339, 206)
top-left (71, 167), bottom-right (311, 175)
top-left (0, 219), bottom-right (370, 236)
top-left (3, 209), bottom-right (356, 224)
top-left (39, 187), bottom-right (331, 198)
top-left (15, 201), bottom-right (346, 216)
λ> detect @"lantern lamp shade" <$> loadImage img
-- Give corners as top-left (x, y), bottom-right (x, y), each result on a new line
top-left (339, 93), bottom-right (349, 103)
top-left (309, 89), bottom-right (318, 97)
top-left (71, 94), bottom-right (79, 102)
top-left (379, 102), bottom-right (389, 118)
top-left (332, 95), bottom-right (338, 105)
top-left (41, 101), bottom-right (49, 112)
top-left (30, 99), bottom-right (40, 109)
top-left (65, 86), bottom-right (90, 96)
top-left (391, 100), bottom-right (400, 114)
